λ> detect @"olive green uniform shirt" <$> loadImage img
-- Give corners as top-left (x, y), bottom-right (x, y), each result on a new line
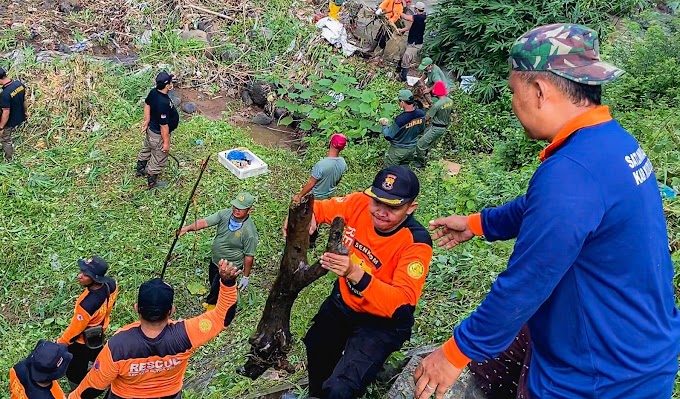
top-left (425, 65), bottom-right (449, 88)
top-left (427, 96), bottom-right (454, 126)
top-left (205, 209), bottom-right (259, 268)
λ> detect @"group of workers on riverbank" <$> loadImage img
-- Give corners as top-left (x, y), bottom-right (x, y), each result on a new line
top-left (7, 21), bottom-right (680, 399)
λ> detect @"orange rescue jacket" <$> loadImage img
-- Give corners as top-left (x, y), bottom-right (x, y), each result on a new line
top-left (68, 281), bottom-right (237, 399)
top-left (57, 281), bottom-right (118, 346)
top-left (313, 192), bottom-right (433, 318)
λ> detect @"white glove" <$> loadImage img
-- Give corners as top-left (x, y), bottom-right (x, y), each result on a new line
top-left (238, 276), bottom-right (249, 290)
top-left (375, 8), bottom-right (383, 16)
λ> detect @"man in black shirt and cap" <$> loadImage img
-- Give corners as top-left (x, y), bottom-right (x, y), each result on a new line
top-left (0, 66), bottom-right (29, 162)
top-left (136, 71), bottom-right (180, 189)
top-left (397, 2), bottom-right (426, 82)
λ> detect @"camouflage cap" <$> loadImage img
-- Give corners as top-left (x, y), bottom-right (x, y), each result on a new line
top-left (509, 23), bottom-right (624, 85)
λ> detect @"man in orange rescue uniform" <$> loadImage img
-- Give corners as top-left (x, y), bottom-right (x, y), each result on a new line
top-left (10, 340), bottom-right (73, 399)
top-left (57, 256), bottom-right (118, 399)
top-left (68, 259), bottom-right (240, 399)
top-left (285, 165), bottom-right (433, 398)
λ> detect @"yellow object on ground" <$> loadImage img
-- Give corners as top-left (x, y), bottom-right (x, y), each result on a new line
top-left (329, 0), bottom-right (341, 20)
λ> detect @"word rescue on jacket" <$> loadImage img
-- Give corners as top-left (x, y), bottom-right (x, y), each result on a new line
top-left (625, 146), bottom-right (654, 186)
top-left (127, 358), bottom-right (182, 376)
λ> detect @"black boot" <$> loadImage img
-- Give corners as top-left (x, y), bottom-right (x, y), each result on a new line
top-left (135, 160), bottom-right (148, 177)
top-left (400, 68), bottom-right (409, 82)
top-left (147, 174), bottom-right (167, 189)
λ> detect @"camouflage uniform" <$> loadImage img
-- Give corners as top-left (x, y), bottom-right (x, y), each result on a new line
top-left (508, 23), bottom-right (624, 84)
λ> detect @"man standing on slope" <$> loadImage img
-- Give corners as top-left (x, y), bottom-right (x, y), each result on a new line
top-left (135, 71), bottom-right (180, 189)
top-left (0, 66), bottom-right (29, 162)
top-left (57, 256), bottom-right (118, 399)
top-left (414, 81), bottom-right (453, 168)
top-left (69, 260), bottom-right (240, 399)
top-left (294, 133), bottom-right (348, 247)
top-left (397, 2), bottom-right (427, 82)
top-left (381, 89), bottom-right (425, 167)
top-left (415, 23), bottom-right (680, 399)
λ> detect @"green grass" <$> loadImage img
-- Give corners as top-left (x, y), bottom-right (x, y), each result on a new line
top-left (0, 4), bottom-right (679, 399)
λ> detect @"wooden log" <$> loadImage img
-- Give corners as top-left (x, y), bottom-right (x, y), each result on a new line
top-left (237, 195), bottom-right (348, 379)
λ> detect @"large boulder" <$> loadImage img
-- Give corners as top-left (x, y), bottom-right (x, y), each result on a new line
top-left (247, 81), bottom-right (274, 107)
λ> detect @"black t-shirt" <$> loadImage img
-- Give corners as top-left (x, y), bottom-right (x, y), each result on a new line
top-left (0, 80), bottom-right (27, 128)
top-left (145, 88), bottom-right (179, 133)
top-left (407, 14), bottom-right (427, 45)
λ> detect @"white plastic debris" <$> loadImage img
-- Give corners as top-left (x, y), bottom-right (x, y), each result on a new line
top-left (315, 17), bottom-right (359, 57)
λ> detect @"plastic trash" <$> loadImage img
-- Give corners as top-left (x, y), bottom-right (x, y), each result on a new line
top-left (195, 139), bottom-right (203, 146)
top-left (659, 183), bottom-right (678, 199)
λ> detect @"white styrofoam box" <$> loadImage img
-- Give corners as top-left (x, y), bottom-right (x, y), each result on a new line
top-left (218, 147), bottom-right (269, 179)
top-left (406, 76), bottom-right (420, 86)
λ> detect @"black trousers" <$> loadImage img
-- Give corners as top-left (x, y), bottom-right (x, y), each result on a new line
top-left (376, 26), bottom-right (389, 50)
top-left (303, 284), bottom-right (412, 399)
top-left (468, 325), bottom-right (532, 399)
top-left (67, 342), bottom-right (105, 399)
top-left (205, 260), bottom-right (221, 305)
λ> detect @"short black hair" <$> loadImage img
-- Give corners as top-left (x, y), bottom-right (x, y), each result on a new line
top-left (402, 98), bottom-right (415, 106)
top-left (516, 71), bottom-right (601, 106)
top-left (156, 82), bottom-right (169, 90)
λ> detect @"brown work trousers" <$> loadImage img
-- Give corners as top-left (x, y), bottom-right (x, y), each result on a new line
top-left (1, 126), bottom-right (19, 161)
top-left (401, 43), bottom-right (422, 69)
top-left (137, 129), bottom-right (168, 176)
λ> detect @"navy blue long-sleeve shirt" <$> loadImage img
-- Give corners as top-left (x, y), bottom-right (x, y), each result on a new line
top-left (453, 107), bottom-right (680, 398)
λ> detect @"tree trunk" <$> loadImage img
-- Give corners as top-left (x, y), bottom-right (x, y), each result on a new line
top-left (237, 195), bottom-right (347, 379)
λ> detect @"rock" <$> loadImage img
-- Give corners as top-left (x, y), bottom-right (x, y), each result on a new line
top-left (196, 21), bottom-right (210, 32)
top-left (181, 29), bottom-right (209, 43)
top-left (248, 81), bottom-right (273, 106)
top-left (241, 90), bottom-right (253, 106)
top-left (168, 90), bottom-right (182, 106)
top-left (59, 0), bottom-right (82, 13)
top-left (220, 50), bottom-right (238, 62)
top-left (181, 102), bottom-right (197, 114)
top-left (56, 43), bottom-right (71, 54)
top-left (252, 112), bottom-right (273, 126)
top-left (273, 107), bottom-right (287, 120)
top-left (387, 348), bottom-right (486, 399)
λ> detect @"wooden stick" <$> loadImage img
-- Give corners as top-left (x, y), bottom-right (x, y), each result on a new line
top-left (185, 3), bottom-right (235, 21)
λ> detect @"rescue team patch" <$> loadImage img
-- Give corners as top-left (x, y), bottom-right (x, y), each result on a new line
top-left (407, 261), bottom-right (424, 279)
top-left (382, 174), bottom-right (397, 191)
top-left (77, 314), bottom-right (84, 321)
top-left (199, 319), bottom-right (212, 333)
top-left (235, 231), bottom-right (242, 237)
top-left (161, 114), bottom-right (167, 118)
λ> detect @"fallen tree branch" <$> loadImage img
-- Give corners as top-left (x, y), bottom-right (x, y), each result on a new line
top-left (237, 195), bottom-right (348, 379)
top-left (185, 3), bottom-right (235, 21)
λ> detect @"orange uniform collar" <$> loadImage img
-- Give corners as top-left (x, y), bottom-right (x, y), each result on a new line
top-left (539, 106), bottom-right (613, 162)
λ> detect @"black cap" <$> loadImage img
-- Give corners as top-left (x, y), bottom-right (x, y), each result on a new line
top-left (137, 278), bottom-right (174, 321)
top-left (155, 71), bottom-right (174, 85)
top-left (29, 340), bottom-right (72, 382)
top-left (364, 166), bottom-right (420, 207)
top-left (78, 255), bottom-right (112, 284)
top-left (0, 66), bottom-right (6, 77)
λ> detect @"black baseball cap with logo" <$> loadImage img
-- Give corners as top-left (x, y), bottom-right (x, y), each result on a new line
top-left (364, 165), bottom-right (420, 207)
top-left (29, 339), bottom-right (73, 382)
top-left (155, 71), bottom-right (174, 86)
top-left (137, 278), bottom-right (174, 321)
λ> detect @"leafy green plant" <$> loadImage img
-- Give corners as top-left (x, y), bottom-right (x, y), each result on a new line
top-left (270, 59), bottom-right (399, 140)
top-left (605, 24), bottom-right (680, 111)
top-left (424, 0), bottom-right (651, 101)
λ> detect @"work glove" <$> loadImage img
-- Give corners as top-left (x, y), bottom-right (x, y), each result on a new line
top-left (238, 276), bottom-right (249, 290)
top-left (375, 8), bottom-right (383, 16)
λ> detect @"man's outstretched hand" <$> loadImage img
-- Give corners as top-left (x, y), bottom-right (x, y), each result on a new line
top-left (414, 347), bottom-right (464, 399)
top-left (428, 215), bottom-right (474, 249)
top-left (218, 259), bottom-right (241, 283)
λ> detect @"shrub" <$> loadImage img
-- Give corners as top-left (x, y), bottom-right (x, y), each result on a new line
top-left (424, 0), bottom-right (652, 101)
